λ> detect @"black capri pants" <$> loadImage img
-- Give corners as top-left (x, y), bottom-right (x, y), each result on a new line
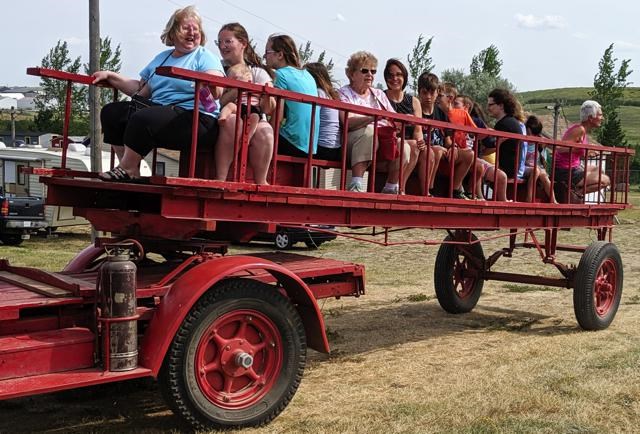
top-left (101, 101), bottom-right (219, 157)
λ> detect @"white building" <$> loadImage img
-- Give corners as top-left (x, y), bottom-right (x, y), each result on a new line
top-left (0, 97), bottom-right (18, 109)
top-left (17, 97), bottom-right (36, 110)
top-left (0, 93), bottom-right (24, 100)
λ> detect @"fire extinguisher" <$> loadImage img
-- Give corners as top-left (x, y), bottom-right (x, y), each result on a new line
top-left (100, 243), bottom-right (138, 371)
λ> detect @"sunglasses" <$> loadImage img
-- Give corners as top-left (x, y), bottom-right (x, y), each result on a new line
top-left (360, 68), bottom-right (377, 75)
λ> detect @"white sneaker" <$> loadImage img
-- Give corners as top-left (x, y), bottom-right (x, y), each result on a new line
top-left (381, 185), bottom-right (399, 194)
top-left (348, 180), bottom-right (365, 192)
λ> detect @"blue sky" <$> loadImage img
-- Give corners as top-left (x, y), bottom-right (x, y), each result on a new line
top-left (2, 0), bottom-right (639, 91)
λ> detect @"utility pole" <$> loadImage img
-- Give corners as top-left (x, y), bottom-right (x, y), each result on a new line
top-left (547, 100), bottom-right (562, 140)
top-left (89, 0), bottom-right (102, 172)
top-left (10, 106), bottom-right (16, 146)
top-left (552, 100), bottom-right (561, 140)
top-left (89, 0), bottom-right (103, 242)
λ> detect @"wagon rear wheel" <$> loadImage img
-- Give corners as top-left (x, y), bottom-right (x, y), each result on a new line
top-left (573, 241), bottom-right (623, 330)
top-left (159, 279), bottom-right (306, 430)
top-left (434, 233), bottom-right (485, 313)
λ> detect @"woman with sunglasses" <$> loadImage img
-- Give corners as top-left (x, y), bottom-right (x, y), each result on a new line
top-left (338, 51), bottom-right (410, 194)
top-left (214, 22), bottom-right (276, 185)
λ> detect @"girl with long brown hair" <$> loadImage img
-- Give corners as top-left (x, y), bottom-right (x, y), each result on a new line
top-left (214, 22), bottom-right (275, 184)
top-left (304, 62), bottom-right (341, 160)
top-left (264, 34), bottom-right (320, 157)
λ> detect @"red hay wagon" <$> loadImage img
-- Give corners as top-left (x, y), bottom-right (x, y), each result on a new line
top-left (0, 67), bottom-right (633, 430)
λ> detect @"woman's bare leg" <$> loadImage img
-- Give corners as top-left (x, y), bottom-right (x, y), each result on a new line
top-left (115, 146), bottom-right (143, 178)
top-left (452, 148), bottom-right (473, 190)
top-left (429, 146), bottom-right (446, 190)
top-left (401, 140), bottom-right (421, 192)
top-left (110, 145), bottom-right (125, 161)
top-left (584, 165), bottom-right (611, 194)
top-left (537, 170), bottom-right (556, 203)
top-left (485, 166), bottom-right (507, 201)
top-left (214, 115), bottom-right (241, 181)
top-left (525, 166), bottom-right (539, 203)
top-left (248, 121), bottom-right (274, 185)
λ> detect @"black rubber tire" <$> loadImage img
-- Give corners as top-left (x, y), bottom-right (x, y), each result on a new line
top-left (274, 232), bottom-right (293, 250)
top-left (573, 241), bottom-right (623, 330)
top-left (159, 279), bottom-right (306, 430)
top-left (0, 234), bottom-right (23, 246)
top-left (434, 234), bottom-right (485, 314)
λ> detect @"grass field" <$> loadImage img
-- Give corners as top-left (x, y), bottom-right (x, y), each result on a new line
top-left (518, 87), bottom-right (640, 104)
top-left (0, 192), bottom-right (639, 433)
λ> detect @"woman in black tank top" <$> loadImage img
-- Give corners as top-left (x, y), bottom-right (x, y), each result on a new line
top-left (387, 94), bottom-right (416, 139)
top-left (383, 58), bottom-right (432, 195)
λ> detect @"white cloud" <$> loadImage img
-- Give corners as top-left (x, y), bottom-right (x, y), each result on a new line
top-left (335, 13), bottom-right (346, 22)
top-left (133, 32), bottom-right (161, 43)
top-left (613, 40), bottom-right (640, 50)
top-left (64, 36), bottom-right (88, 46)
top-left (515, 13), bottom-right (567, 30)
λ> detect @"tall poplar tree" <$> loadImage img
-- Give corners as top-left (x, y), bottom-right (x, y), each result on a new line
top-left (406, 34), bottom-right (434, 94)
top-left (589, 43), bottom-right (632, 147)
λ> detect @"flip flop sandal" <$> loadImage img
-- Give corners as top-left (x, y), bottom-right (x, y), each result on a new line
top-left (98, 166), bottom-right (133, 182)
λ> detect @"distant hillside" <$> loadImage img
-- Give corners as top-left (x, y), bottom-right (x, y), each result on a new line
top-left (518, 87), bottom-right (640, 106)
top-left (518, 87), bottom-right (640, 147)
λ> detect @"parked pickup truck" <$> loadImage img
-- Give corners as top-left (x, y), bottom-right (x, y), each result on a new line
top-left (0, 188), bottom-right (46, 245)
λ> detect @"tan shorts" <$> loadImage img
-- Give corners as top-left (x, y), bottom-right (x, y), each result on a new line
top-left (347, 124), bottom-right (410, 166)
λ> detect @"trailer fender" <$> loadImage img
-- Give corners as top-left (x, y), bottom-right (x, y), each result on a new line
top-left (63, 244), bottom-right (104, 273)
top-left (140, 255), bottom-right (329, 375)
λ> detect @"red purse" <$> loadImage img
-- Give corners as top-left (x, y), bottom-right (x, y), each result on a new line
top-left (376, 125), bottom-right (400, 160)
top-left (371, 90), bottom-right (400, 161)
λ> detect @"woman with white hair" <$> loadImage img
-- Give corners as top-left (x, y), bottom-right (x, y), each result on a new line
top-left (555, 100), bottom-right (611, 196)
top-left (93, 5), bottom-right (224, 181)
top-left (338, 51), bottom-right (410, 194)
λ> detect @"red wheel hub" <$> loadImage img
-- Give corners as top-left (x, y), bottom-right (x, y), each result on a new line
top-left (194, 309), bottom-right (283, 409)
top-left (594, 258), bottom-right (618, 317)
top-left (453, 251), bottom-right (478, 299)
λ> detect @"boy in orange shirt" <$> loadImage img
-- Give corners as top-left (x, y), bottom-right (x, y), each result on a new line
top-left (438, 85), bottom-right (507, 201)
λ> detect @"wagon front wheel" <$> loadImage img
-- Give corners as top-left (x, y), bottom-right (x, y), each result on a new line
top-left (434, 233), bottom-right (485, 314)
top-left (159, 279), bottom-right (306, 430)
top-left (573, 241), bottom-right (623, 330)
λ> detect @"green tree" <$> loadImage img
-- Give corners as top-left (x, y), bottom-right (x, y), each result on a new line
top-left (406, 34), bottom-right (434, 94)
top-left (297, 41), bottom-right (334, 75)
top-left (84, 36), bottom-right (123, 106)
top-left (84, 36), bottom-right (122, 105)
top-left (589, 43), bottom-right (633, 147)
top-left (34, 40), bottom-right (87, 134)
top-left (470, 45), bottom-right (503, 77)
top-left (441, 69), bottom-right (516, 110)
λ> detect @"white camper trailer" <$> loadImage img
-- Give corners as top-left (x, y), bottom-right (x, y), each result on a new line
top-left (0, 146), bottom-right (151, 230)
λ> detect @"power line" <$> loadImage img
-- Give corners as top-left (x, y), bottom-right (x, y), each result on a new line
top-left (166, 0), bottom-right (347, 61)
top-left (216, 0), bottom-right (348, 60)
